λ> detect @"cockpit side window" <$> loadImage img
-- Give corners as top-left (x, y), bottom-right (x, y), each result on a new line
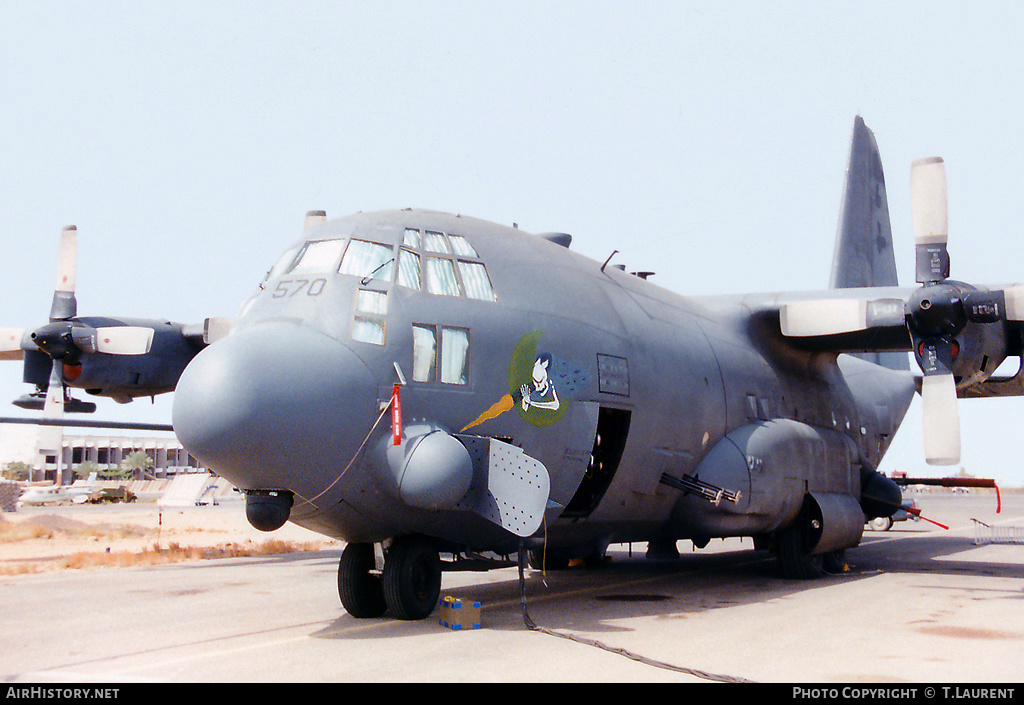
top-left (290, 239), bottom-right (347, 274)
top-left (339, 240), bottom-right (394, 282)
top-left (266, 245), bottom-right (301, 281)
top-left (351, 289), bottom-right (388, 346)
top-left (397, 248), bottom-right (422, 289)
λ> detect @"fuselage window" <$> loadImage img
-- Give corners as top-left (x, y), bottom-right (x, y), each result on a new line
top-left (290, 239), bottom-right (346, 274)
top-left (424, 256), bottom-right (461, 297)
top-left (411, 324), bottom-right (470, 385)
top-left (440, 326), bottom-right (470, 385)
top-left (412, 324), bottom-right (437, 383)
top-left (457, 261), bottom-right (496, 301)
top-left (397, 248), bottom-right (422, 290)
top-left (352, 317), bottom-right (385, 346)
top-left (339, 240), bottom-right (394, 282)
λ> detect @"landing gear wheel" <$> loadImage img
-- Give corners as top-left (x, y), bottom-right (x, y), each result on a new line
top-left (338, 543), bottom-right (386, 618)
top-left (382, 536), bottom-right (442, 620)
top-left (869, 516), bottom-right (894, 531)
top-left (775, 522), bottom-right (824, 580)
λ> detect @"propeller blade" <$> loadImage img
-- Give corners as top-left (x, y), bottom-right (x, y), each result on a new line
top-left (0, 327), bottom-right (27, 361)
top-left (38, 359), bottom-right (65, 453)
top-left (920, 373), bottom-right (961, 466)
top-left (49, 225), bottom-right (78, 321)
top-left (780, 299), bottom-right (867, 336)
top-left (911, 157), bottom-right (950, 284)
top-left (94, 326), bottom-right (154, 355)
top-left (70, 326), bottom-right (154, 355)
top-left (779, 297), bottom-right (905, 337)
top-left (1003, 285), bottom-right (1024, 320)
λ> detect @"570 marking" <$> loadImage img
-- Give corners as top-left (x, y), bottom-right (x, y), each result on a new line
top-left (272, 278), bottom-right (327, 298)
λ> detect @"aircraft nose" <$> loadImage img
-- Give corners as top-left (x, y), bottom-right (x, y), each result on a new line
top-left (172, 322), bottom-right (379, 493)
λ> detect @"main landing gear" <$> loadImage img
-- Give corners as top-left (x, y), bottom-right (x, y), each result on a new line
top-left (338, 535), bottom-right (442, 620)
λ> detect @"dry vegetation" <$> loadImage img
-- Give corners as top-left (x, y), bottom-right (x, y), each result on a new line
top-left (0, 510), bottom-right (331, 576)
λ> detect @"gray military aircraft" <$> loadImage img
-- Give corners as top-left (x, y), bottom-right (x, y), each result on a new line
top-left (2, 117), bottom-right (1016, 620)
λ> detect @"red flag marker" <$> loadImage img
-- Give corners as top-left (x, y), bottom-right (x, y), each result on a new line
top-left (391, 384), bottom-right (402, 445)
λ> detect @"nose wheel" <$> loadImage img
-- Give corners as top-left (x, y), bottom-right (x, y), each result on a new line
top-left (338, 535), bottom-right (442, 621)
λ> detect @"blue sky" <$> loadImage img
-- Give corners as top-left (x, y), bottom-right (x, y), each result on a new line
top-left (2, 1), bottom-right (1023, 486)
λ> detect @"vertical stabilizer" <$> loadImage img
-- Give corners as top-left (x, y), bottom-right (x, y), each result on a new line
top-left (830, 116), bottom-right (907, 370)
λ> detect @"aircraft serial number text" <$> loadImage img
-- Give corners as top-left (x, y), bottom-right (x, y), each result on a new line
top-left (272, 278), bottom-right (327, 298)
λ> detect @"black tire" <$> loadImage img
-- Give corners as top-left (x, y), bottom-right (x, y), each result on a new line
top-left (776, 522), bottom-right (824, 580)
top-left (338, 543), bottom-right (386, 618)
top-left (382, 536), bottom-right (442, 620)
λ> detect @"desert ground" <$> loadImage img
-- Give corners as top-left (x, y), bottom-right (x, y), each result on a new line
top-left (0, 496), bottom-right (336, 575)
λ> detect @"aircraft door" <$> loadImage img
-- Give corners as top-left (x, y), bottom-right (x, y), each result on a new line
top-left (541, 400), bottom-right (599, 508)
top-left (561, 406), bottom-right (631, 519)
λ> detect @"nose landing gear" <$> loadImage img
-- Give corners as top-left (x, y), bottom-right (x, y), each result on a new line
top-left (338, 535), bottom-right (442, 621)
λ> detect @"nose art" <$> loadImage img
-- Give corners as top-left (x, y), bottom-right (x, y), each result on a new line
top-left (172, 322), bottom-right (378, 491)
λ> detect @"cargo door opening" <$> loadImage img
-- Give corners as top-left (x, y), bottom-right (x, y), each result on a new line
top-left (561, 407), bottom-right (631, 518)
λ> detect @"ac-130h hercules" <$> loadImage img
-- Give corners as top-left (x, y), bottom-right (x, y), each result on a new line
top-left (2, 117), bottom-right (1016, 620)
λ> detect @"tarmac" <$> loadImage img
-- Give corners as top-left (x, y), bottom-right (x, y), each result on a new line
top-left (0, 492), bottom-right (1021, 684)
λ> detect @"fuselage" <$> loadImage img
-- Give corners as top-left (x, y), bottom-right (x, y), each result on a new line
top-left (172, 209), bottom-right (916, 554)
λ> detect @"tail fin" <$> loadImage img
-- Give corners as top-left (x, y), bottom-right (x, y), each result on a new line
top-left (830, 116), bottom-right (908, 370)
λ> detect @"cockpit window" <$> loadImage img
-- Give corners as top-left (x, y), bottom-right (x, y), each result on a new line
top-left (424, 256), bottom-right (460, 297)
top-left (339, 240), bottom-right (394, 282)
top-left (457, 261), bottom-right (496, 301)
top-left (290, 239), bottom-right (346, 274)
top-left (422, 230), bottom-right (450, 254)
top-left (397, 249), bottom-right (422, 289)
top-left (448, 235), bottom-right (478, 258)
top-left (403, 228), bottom-right (421, 248)
top-left (393, 227), bottom-right (497, 302)
top-left (266, 245), bottom-right (301, 280)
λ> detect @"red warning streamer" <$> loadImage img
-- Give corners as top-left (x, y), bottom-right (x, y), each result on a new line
top-left (391, 384), bottom-right (402, 446)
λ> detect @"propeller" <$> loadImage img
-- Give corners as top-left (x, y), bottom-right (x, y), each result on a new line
top-left (781, 157), bottom-right (1024, 466)
top-left (904, 157), bottom-right (1024, 465)
top-left (2, 226), bottom-right (156, 425)
top-left (908, 157), bottom-right (962, 466)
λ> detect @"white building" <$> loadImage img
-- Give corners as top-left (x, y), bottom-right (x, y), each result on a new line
top-left (0, 423), bottom-right (204, 483)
